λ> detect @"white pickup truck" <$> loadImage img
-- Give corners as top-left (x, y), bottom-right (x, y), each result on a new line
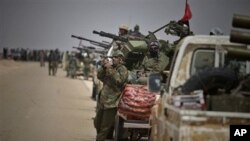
top-left (150, 35), bottom-right (250, 141)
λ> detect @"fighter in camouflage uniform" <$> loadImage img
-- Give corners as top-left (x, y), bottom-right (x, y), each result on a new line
top-left (83, 53), bottom-right (92, 80)
top-left (136, 40), bottom-right (169, 84)
top-left (94, 50), bottom-right (128, 141)
top-left (141, 41), bottom-right (169, 72)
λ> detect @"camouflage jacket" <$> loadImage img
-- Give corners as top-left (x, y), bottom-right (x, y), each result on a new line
top-left (97, 64), bottom-right (128, 109)
top-left (141, 52), bottom-right (169, 72)
top-left (83, 57), bottom-right (92, 68)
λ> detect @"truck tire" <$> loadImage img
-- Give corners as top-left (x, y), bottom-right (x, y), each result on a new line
top-left (181, 68), bottom-right (238, 94)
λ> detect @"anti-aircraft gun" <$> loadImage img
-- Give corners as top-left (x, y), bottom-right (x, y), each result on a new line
top-left (93, 30), bottom-right (148, 70)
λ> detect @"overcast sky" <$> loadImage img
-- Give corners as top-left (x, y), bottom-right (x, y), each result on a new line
top-left (0, 0), bottom-right (250, 51)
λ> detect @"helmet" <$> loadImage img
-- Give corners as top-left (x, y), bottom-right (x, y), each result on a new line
top-left (112, 50), bottom-right (124, 58)
top-left (119, 24), bottom-right (129, 31)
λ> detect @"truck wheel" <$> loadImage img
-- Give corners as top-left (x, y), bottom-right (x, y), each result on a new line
top-left (114, 115), bottom-right (124, 141)
top-left (181, 68), bottom-right (238, 94)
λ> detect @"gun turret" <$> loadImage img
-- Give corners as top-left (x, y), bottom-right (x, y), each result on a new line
top-left (93, 30), bottom-right (128, 42)
top-left (230, 14), bottom-right (250, 44)
top-left (71, 35), bottom-right (110, 49)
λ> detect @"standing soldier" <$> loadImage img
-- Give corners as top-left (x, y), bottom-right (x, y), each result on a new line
top-left (54, 48), bottom-right (60, 74)
top-left (40, 50), bottom-right (45, 67)
top-left (62, 51), bottom-right (69, 71)
top-left (48, 50), bottom-right (58, 76)
top-left (48, 50), bottom-right (54, 75)
top-left (94, 50), bottom-right (128, 141)
top-left (83, 53), bottom-right (92, 80)
top-left (67, 53), bottom-right (78, 78)
top-left (3, 47), bottom-right (8, 59)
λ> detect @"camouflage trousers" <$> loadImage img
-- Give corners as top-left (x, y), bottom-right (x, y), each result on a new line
top-left (94, 107), bottom-right (117, 141)
top-left (84, 67), bottom-right (90, 79)
top-left (48, 61), bottom-right (58, 76)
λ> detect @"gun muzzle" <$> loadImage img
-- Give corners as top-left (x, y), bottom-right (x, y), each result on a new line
top-left (71, 35), bottom-right (77, 38)
top-left (230, 29), bottom-right (250, 44)
top-left (71, 35), bottom-right (82, 40)
top-left (232, 14), bottom-right (250, 29)
top-left (93, 30), bottom-right (100, 34)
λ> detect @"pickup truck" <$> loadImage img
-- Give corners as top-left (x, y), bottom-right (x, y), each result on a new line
top-left (150, 35), bottom-right (250, 141)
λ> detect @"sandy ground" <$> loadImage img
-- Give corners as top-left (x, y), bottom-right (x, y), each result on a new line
top-left (0, 59), bottom-right (97, 141)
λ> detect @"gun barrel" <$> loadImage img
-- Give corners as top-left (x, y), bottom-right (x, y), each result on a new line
top-left (71, 34), bottom-right (110, 49)
top-left (71, 35), bottom-right (88, 41)
top-left (73, 46), bottom-right (83, 50)
top-left (230, 29), bottom-right (250, 44)
top-left (92, 30), bottom-right (128, 42)
top-left (89, 41), bottom-right (109, 49)
top-left (232, 14), bottom-right (250, 29)
top-left (93, 30), bottom-right (100, 35)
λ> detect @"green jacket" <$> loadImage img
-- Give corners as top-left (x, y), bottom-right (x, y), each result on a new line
top-left (141, 52), bottom-right (169, 72)
top-left (97, 64), bottom-right (128, 109)
top-left (83, 57), bottom-right (92, 68)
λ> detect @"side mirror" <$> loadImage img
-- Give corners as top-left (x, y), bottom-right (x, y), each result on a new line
top-left (148, 73), bottom-right (162, 93)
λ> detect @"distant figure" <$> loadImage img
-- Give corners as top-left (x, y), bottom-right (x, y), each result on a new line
top-left (48, 50), bottom-right (58, 76)
top-left (40, 50), bottom-right (45, 67)
top-left (130, 24), bottom-right (145, 38)
top-left (67, 54), bottom-right (78, 78)
top-left (3, 48), bottom-right (8, 59)
top-left (54, 49), bottom-right (61, 74)
top-left (83, 53), bottom-right (92, 80)
top-left (62, 51), bottom-right (69, 71)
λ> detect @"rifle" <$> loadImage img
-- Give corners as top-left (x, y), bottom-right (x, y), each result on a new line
top-left (93, 30), bottom-right (128, 42)
top-left (230, 14), bottom-right (250, 44)
top-left (71, 35), bottom-right (110, 49)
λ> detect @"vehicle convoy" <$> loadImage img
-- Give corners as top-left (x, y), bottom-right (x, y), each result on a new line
top-left (150, 14), bottom-right (250, 141)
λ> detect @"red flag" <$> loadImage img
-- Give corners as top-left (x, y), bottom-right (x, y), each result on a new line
top-left (181, 0), bottom-right (192, 22)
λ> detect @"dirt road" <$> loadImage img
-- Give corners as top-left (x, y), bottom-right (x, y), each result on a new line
top-left (0, 60), bottom-right (96, 141)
